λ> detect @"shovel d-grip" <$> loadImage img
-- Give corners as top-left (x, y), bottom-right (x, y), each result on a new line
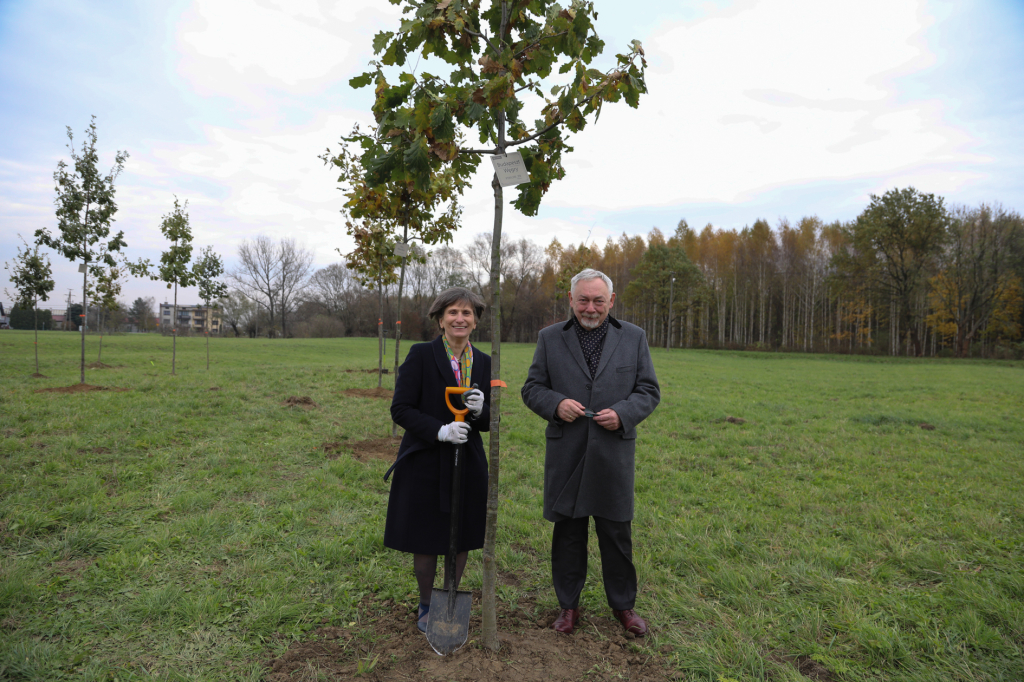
top-left (427, 384), bottom-right (477, 655)
top-left (444, 386), bottom-right (471, 422)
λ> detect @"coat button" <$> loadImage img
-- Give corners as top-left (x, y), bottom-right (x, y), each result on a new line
top-left (585, 384), bottom-right (591, 390)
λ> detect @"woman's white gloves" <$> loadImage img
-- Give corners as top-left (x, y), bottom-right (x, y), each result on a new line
top-left (463, 388), bottom-right (484, 417)
top-left (437, 421), bottom-right (471, 444)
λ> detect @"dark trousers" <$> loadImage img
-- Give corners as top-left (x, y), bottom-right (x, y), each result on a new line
top-left (551, 516), bottom-right (637, 611)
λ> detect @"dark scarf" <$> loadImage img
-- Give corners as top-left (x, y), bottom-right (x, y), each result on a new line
top-left (573, 315), bottom-right (610, 378)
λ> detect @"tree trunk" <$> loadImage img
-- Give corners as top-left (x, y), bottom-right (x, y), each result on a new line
top-left (33, 299), bottom-right (40, 375)
top-left (481, 54), bottom-right (509, 650)
top-left (391, 220), bottom-right (407, 438)
top-left (80, 254), bottom-right (87, 384)
top-left (378, 278), bottom-right (385, 389)
top-left (172, 280), bottom-right (179, 375)
top-left (206, 300), bottom-right (211, 370)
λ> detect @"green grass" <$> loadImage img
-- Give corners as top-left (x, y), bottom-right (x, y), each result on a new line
top-left (1, 330), bottom-right (1023, 681)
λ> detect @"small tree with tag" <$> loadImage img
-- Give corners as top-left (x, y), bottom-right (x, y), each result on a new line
top-left (350, 0), bottom-right (648, 649)
top-left (192, 246), bottom-right (229, 370)
top-left (324, 125), bottom-right (465, 428)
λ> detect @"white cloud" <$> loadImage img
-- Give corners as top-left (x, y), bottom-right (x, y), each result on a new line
top-left (534, 0), bottom-right (977, 210)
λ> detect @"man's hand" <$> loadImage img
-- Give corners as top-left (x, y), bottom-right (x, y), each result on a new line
top-left (594, 409), bottom-right (621, 431)
top-left (556, 399), bottom-right (586, 422)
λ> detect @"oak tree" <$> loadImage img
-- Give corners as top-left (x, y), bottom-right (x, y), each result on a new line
top-left (153, 197), bottom-right (196, 375)
top-left (4, 236), bottom-right (55, 376)
top-left (35, 116), bottom-right (130, 383)
top-left (350, 0), bottom-right (648, 648)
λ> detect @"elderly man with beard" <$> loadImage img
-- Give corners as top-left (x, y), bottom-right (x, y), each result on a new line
top-left (522, 268), bottom-right (661, 636)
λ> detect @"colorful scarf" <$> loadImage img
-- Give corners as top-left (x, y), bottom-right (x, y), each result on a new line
top-left (441, 335), bottom-right (473, 388)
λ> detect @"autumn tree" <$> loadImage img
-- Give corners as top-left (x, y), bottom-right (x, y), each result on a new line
top-left (847, 187), bottom-right (949, 356)
top-left (343, 222), bottom-right (404, 387)
top-left (153, 197), bottom-right (196, 375)
top-left (926, 204), bottom-right (1024, 356)
top-left (4, 236), bottom-right (55, 376)
top-left (193, 246), bottom-right (229, 369)
top-left (351, 0), bottom-right (648, 648)
top-left (35, 116), bottom-right (131, 384)
top-left (86, 252), bottom-right (126, 363)
top-left (324, 125), bottom-right (465, 426)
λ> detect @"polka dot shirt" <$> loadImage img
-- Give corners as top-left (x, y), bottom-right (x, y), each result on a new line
top-left (574, 315), bottom-right (609, 378)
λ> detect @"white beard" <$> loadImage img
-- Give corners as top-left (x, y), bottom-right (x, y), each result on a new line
top-left (578, 314), bottom-right (602, 330)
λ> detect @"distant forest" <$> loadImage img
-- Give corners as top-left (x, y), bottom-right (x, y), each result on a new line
top-left (220, 188), bottom-right (1023, 359)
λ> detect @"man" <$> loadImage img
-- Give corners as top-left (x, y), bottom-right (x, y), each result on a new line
top-left (522, 268), bottom-right (661, 636)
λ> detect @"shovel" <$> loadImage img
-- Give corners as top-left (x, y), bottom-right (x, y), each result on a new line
top-left (426, 385), bottom-right (475, 655)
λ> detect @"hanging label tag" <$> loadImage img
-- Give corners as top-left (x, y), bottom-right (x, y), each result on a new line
top-left (489, 152), bottom-right (530, 187)
top-left (490, 380), bottom-right (507, 388)
top-left (78, 264), bottom-right (87, 273)
top-left (393, 242), bottom-right (410, 257)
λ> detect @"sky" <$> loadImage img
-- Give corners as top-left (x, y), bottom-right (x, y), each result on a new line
top-left (2, 0), bottom-right (1023, 311)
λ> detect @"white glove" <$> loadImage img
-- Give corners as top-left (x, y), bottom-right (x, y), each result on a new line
top-left (437, 421), bottom-right (471, 444)
top-left (463, 388), bottom-right (484, 417)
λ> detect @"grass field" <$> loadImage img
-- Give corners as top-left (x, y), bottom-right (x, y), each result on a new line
top-left (1, 330), bottom-right (1023, 681)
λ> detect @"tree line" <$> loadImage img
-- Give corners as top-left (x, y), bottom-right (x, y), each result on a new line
top-left (221, 188), bottom-right (1023, 360)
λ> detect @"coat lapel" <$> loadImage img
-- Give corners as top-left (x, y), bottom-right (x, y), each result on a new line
top-left (432, 335), bottom-right (458, 387)
top-left (592, 323), bottom-right (622, 381)
top-left (561, 321), bottom-right (592, 378)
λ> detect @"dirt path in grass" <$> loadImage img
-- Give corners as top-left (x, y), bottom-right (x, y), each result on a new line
top-left (264, 594), bottom-right (675, 682)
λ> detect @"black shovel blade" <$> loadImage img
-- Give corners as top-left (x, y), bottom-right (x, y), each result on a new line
top-left (425, 587), bottom-right (472, 655)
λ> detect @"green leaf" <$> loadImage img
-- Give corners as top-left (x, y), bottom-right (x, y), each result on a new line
top-left (373, 31), bottom-right (394, 54)
top-left (349, 72), bottom-right (374, 89)
top-left (403, 136), bottom-right (431, 178)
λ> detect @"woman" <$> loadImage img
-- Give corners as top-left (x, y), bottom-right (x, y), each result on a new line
top-left (385, 287), bottom-right (490, 633)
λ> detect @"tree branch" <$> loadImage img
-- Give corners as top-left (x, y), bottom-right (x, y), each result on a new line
top-left (505, 84), bottom-right (608, 148)
top-left (460, 147), bottom-right (497, 155)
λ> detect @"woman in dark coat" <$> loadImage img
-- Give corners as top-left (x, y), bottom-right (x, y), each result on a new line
top-left (385, 287), bottom-right (490, 633)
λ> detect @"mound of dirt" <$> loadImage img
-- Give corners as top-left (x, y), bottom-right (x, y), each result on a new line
top-left (343, 387), bottom-right (393, 400)
top-left (350, 436), bottom-right (402, 463)
top-left (30, 373), bottom-right (49, 379)
top-left (209, 387), bottom-right (220, 391)
top-left (725, 416), bottom-right (746, 424)
top-left (345, 368), bottom-right (389, 374)
top-left (282, 396), bottom-right (318, 408)
top-left (919, 423), bottom-right (936, 431)
top-left (86, 362), bottom-right (115, 369)
top-left (264, 596), bottom-right (673, 682)
top-left (35, 384), bottom-right (130, 394)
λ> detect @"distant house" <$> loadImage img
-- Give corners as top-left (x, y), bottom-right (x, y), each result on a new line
top-left (159, 303), bottom-right (222, 334)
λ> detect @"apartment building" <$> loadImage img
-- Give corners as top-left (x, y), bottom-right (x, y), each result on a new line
top-left (159, 303), bottom-right (222, 334)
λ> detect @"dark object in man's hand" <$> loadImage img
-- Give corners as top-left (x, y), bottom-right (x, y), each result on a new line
top-left (583, 409), bottom-right (596, 418)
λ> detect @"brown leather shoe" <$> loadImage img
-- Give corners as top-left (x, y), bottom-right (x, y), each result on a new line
top-left (612, 609), bottom-right (648, 636)
top-left (551, 608), bottom-right (580, 634)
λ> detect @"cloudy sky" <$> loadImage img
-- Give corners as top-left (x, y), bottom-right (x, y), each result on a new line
top-left (2, 0), bottom-right (1022, 310)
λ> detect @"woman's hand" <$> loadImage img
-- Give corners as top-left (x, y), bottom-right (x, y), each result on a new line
top-left (463, 388), bottom-right (484, 417)
top-left (437, 421), bottom-right (471, 444)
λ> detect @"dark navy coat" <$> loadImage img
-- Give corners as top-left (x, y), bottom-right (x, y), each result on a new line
top-left (384, 335), bottom-right (490, 555)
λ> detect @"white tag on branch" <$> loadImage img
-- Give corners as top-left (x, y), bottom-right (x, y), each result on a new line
top-left (490, 151), bottom-right (530, 187)
top-left (393, 241), bottom-right (410, 257)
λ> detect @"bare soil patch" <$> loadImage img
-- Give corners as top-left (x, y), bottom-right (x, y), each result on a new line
top-left (725, 416), bottom-right (746, 425)
top-left (774, 654), bottom-right (837, 682)
top-left (86, 362), bottom-right (115, 369)
top-left (264, 596), bottom-right (672, 682)
top-left (322, 441), bottom-right (346, 459)
top-left (350, 436), bottom-right (402, 463)
top-left (77, 446), bottom-right (111, 455)
top-left (53, 557), bottom-right (95, 578)
top-left (345, 368), bottom-right (389, 374)
top-left (31, 373), bottom-right (49, 379)
top-left (35, 384), bottom-right (130, 394)
top-left (919, 423), bottom-right (936, 431)
top-left (282, 396), bottom-right (318, 409)
top-left (209, 386), bottom-right (220, 391)
top-left (343, 387), bottom-right (394, 400)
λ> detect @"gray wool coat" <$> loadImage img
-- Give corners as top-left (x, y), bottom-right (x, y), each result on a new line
top-left (522, 315), bottom-right (660, 523)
